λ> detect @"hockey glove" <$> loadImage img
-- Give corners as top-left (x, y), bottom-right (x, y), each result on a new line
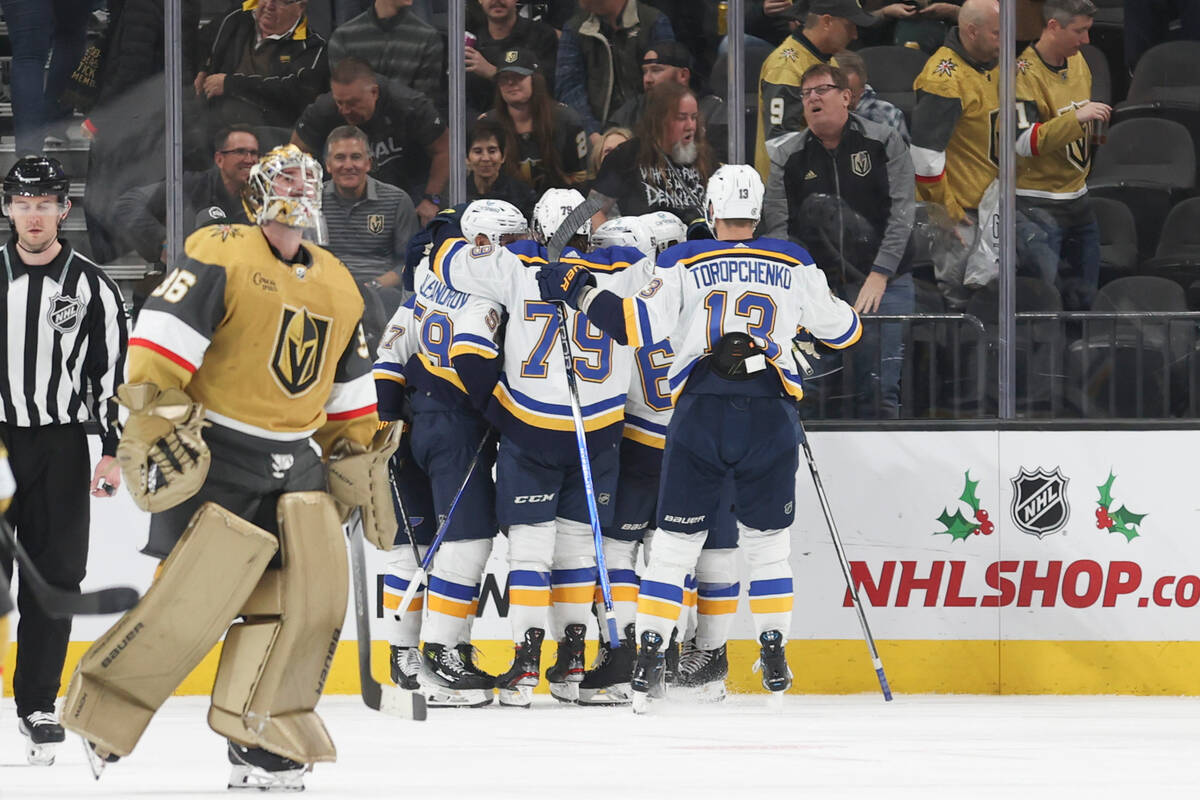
top-left (115, 383), bottom-right (211, 512)
top-left (687, 217), bottom-right (714, 241)
top-left (536, 262), bottom-right (596, 309)
top-left (327, 422), bottom-right (401, 549)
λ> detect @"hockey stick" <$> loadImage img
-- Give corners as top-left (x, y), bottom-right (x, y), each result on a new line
top-left (0, 519), bottom-right (139, 617)
top-left (392, 429), bottom-right (495, 625)
top-left (344, 509), bottom-right (428, 720)
top-left (796, 422), bottom-right (893, 701)
top-left (547, 195), bottom-right (621, 645)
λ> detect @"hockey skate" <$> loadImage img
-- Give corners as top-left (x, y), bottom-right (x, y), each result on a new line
top-left (80, 736), bottom-right (120, 780)
top-left (545, 623), bottom-right (587, 703)
top-left (663, 629), bottom-right (681, 686)
top-left (578, 623), bottom-right (635, 706)
top-left (753, 630), bottom-right (793, 709)
top-left (227, 741), bottom-right (309, 792)
top-left (630, 630), bottom-right (667, 714)
top-left (674, 640), bottom-right (729, 703)
top-left (494, 627), bottom-right (544, 708)
top-left (390, 645), bottom-right (422, 691)
top-left (419, 643), bottom-right (494, 707)
top-left (457, 643), bottom-right (494, 682)
top-left (19, 711), bottom-right (65, 766)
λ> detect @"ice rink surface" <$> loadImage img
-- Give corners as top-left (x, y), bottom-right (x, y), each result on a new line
top-left (1, 693), bottom-right (1196, 799)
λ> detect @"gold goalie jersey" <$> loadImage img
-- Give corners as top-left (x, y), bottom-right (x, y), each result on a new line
top-left (1015, 46), bottom-right (1092, 200)
top-left (911, 32), bottom-right (999, 221)
top-left (128, 224), bottom-right (378, 452)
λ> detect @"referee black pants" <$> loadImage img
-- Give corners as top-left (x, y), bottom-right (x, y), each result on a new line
top-left (0, 423), bottom-right (90, 718)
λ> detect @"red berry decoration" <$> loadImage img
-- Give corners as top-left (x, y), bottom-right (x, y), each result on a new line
top-left (976, 509), bottom-right (989, 522)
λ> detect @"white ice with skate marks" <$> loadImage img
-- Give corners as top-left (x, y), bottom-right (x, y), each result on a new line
top-left (1, 694), bottom-right (1196, 798)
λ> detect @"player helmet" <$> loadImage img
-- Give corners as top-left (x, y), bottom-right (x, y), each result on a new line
top-left (704, 164), bottom-right (763, 233)
top-left (243, 145), bottom-right (323, 229)
top-left (3, 155), bottom-right (71, 220)
top-left (461, 199), bottom-right (528, 247)
top-left (589, 216), bottom-right (655, 257)
top-left (532, 187), bottom-right (589, 245)
top-left (639, 210), bottom-right (687, 255)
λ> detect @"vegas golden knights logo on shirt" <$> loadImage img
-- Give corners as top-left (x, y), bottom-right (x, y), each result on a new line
top-left (367, 214), bottom-right (384, 235)
top-left (271, 305), bottom-right (332, 396)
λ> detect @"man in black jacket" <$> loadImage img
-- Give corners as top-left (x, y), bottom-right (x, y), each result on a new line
top-left (764, 63), bottom-right (915, 418)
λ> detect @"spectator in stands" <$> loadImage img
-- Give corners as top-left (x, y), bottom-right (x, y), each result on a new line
top-left (115, 126), bottom-right (258, 264)
top-left (466, 119), bottom-right (539, 218)
top-left (556, 0), bottom-right (675, 150)
top-left (195, 0), bottom-right (329, 146)
top-left (322, 125), bottom-right (420, 342)
top-left (764, 63), bottom-right (915, 418)
top-left (608, 41), bottom-right (729, 161)
top-left (754, 0), bottom-right (877, 180)
top-left (590, 81), bottom-right (714, 220)
top-left (1015, 0), bottom-right (1110, 311)
top-left (292, 57), bottom-right (449, 224)
top-left (591, 126), bottom-right (633, 175)
top-left (485, 48), bottom-right (591, 193)
top-left (327, 0), bottom-right (445, 111)
top-left (911, 0), bottom-right (1000, 307)
top-left (834, 49), bottom-right (910, 143)
top-left (1123, 0), bottom-right (1200, 71)
top-left (0, 0), bottom-right (91, 155)
top-left (465, 0), bottom-right (560, 117)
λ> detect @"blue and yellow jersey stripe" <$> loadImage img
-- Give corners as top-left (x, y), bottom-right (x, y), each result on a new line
top-left (622, 413), bottom-right (668, 449)
top-left (821, 313), bottom-right (863, 349)
top-left (372, 360), bottom-right (406, 386)
top-left (448, 332), bottom-right (500, 360)
top-left (491, 376), bottom-right (626, 433)
top-left (429, 237), bottom-right (467, 288)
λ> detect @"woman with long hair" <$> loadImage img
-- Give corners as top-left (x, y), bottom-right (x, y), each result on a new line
top-left (484, 47), bottom-right (590, 193)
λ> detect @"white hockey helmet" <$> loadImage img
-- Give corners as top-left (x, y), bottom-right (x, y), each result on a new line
top-left (532, 187), bottom-right (589, 245)
top-left (589, 216), bottom-right (655, 258)
top-left (243, 144), bottom-right (323, 229)
top-left (461, 198), bottom-right (528, 247)
top-left (639, 210), bottom-right (687, 255)
top-left (704, 164), bottom-right (763, 233)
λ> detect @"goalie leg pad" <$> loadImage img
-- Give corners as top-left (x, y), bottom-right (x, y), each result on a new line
top-left (62, 503), bottom-right (278, 757)
top-left (209, 492), bottom-right (347, 765)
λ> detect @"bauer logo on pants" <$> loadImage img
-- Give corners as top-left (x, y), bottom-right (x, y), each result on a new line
top-left (270, 305), bottom-right (331, 397)
top-left (1010, 466), bottom-right (1070, 538)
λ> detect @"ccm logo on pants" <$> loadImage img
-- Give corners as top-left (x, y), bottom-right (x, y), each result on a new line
top-left (514, 494), bottom-right (556, 504)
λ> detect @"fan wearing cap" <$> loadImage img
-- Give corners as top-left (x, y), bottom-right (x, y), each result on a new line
top-left (484, 47), bottom-right (591, 192)
top-left (754, 0), bottom-right (879, 181)
top-left (464, 0), bottom-right (560, 116)
top-left (608, 41), bottom-right (730, 161)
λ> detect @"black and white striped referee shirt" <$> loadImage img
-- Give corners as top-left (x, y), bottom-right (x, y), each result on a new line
top-left (0, 238), bottom-right (128, 455)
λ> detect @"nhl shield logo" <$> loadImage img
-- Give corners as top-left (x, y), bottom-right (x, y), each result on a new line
top-left (367, 214), bottom-right (384, 235)
top-left (47, 293), bottom-right (83, 333)
top-left (850, 151), bottom-right (871, 177)
top-left (1010, 467), bottom-right (1070, 538)
top-left (270, 305), bottom-right (332, 397)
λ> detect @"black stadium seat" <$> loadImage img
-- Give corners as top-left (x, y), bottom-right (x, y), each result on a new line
top-left (1080, 43), bottom-right (1112, 105)
top-left (1112, 41), bottom-right (1200, 168)
top-left (857, 45), bottom-right (929, 126)
top-left (1091, 196), bottom-right (1138, 285)
top-left (1139, 198), bottom-right (1200, 291)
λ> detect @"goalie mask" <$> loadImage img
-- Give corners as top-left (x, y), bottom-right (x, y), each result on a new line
top-left (532, 187), bottom-right (589, 245)
top-left (461, 199), bottom-right (528, 247)
top-left (589, 216), bottom-right (655, 258)
top-left (639, 210), bottom-right (687, 255)
top-left (243, 145), bottom-right (323, 231)
top-left (704, 164), bottom-right (763, 234)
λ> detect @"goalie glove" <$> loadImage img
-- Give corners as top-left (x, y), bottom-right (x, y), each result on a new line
top-left (327, 422), bottom-right (401, 550)
top-left (115, 383), bottom-right (210, 512)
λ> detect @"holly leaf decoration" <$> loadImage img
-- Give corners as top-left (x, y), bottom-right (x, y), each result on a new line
top-left (959, 471), bottom-right (982, 513)
top-left (936, 508), bottom-right (978, 542)
top-left (1108, 505), bottom-right (1147, 542)
top-left (1097, 471), bottom-right (1117, 509)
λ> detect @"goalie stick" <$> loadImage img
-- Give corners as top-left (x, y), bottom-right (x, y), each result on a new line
top-left (547, 194), bottom-right (621, 645)
top-left (344, 509), bottom-right (428, 720)
top-left (0, 519), bottom-right (139, 617)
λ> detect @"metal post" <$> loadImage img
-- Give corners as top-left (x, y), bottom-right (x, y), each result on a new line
top-left (164, 0), bottom-right (184, 267)
top-left (447, 0), bottom-right (467, 205)
top-left (726, 0), bottom-right (746, 164)
top-left (997, 0), bottom-right (1017, 418)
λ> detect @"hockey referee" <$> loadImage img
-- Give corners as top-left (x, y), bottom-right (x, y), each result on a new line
top-left (0, 156), bottom-right (127, 766)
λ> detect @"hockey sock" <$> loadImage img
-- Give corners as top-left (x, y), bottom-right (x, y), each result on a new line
top-left (550, 518), bottom-right (598, 635)
top-left (740, 525), bottom-right (794, 637)
top-left (680, 574), bottom-right (699, 641)
top-left (635, 529), bottom-right (704, 642)
top-left (382, 548), bottom-right (426, 648)
top-left (507, 522), bottom-right (555, 640)
top-left (695, 548), bottom-right (740, 651)
top-left (595, 537), bottom-right (639, 642)
top-left (424, 539), bottom-right (492, 647)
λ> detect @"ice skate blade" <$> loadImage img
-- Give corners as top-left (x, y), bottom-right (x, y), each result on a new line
top-left (421, 685), bottom-right (494, 708)
top-left (673, 681), bottom-right (727, 703)
top-left (26, 742), bottom-right (56, 766)
top-left (80, 737), bottom-right (118, 780)
top-left (498, 686), bottom-right (533, 707)
top-left (631, 692), bottom-right (653, 715)
top-left (578, 683), bottom-right (632, 706)
top-left (228, 763), bottom-right (307, 792)
top-left (548, 681), bottom-right (580, 704)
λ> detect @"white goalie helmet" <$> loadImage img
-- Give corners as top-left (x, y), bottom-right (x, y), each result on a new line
top-left (589, 216), bottom-right (655, 258)
top-left (532, 187), bottom-right (589, 245)
top-left (704, 164), bottom-right (764, 233)
top-left (461, 199), bottom-right (528, 247)
top-left (243, 144), bottom-right (323, 230)
top-left (639, 211), bottom-right (687, 255)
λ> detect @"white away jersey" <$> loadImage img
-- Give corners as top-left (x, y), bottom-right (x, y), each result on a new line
top-left (618, 238), bottom-right (861, 400)
top-left (374, 296), bottom-right (418, 395)
top-left (430, 237), bottom-right (651, 449)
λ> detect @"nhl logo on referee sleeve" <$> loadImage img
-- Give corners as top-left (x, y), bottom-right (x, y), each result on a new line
top-left (850, 151), bottom-right (871, 177)
top-left (367, 214), bottom-right (384, 234)
top-left (47, 293), bottom-right (84, 333)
